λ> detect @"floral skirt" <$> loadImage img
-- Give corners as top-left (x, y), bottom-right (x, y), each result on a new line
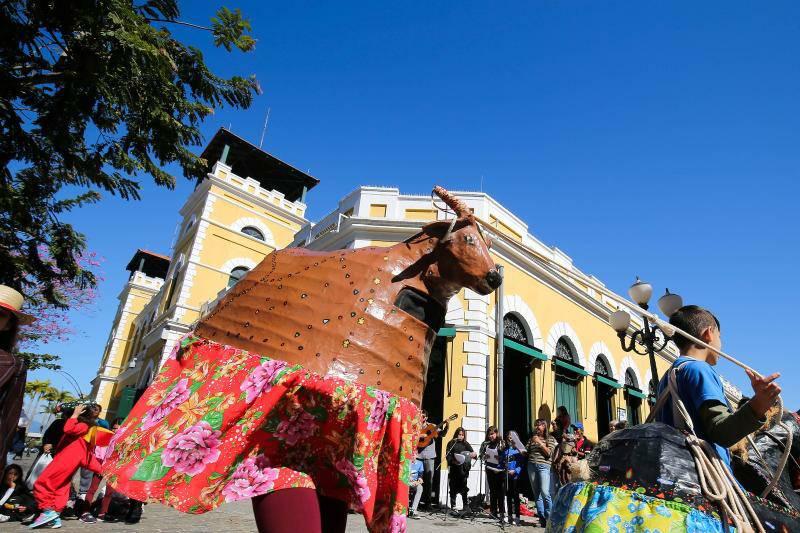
top-left (547, 482), bottom-right (728, 533)
top-left (102, 335), bottom-right (420, 533)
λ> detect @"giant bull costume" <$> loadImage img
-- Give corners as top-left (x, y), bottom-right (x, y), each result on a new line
top-left (101, 187), bottom-right (500, 533)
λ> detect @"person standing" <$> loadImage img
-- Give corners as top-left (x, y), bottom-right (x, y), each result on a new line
top-left (0, 286), bottom-right (35, 472)
top-left (445, 427), bottom-right (476, 512)
top-left (503, 430), bottom-right (525, 526)
top-left (29, 405), bottom-right (104, 529)
top-left (527, 419), bottom-right (556, 528)
top-left (416, 410), bottom-right (449, 510)
top-left (480, 425), bottom-right (506, 522)
top-left (573, 423), bottom-right (593, 460)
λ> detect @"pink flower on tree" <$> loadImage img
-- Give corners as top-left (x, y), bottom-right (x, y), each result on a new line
top-left (335, 458), bottom-right (371, 509)
top-left (274, 409), bottom-right (317, 446)
top-left (141, 378), bottom-right (191, 430)
top-left (221, 455), bottom-right (280, 502)
top-left (161, 420), bottom-right (222, 476)
top-left (240, 360), bottom-right (289, 404)
top-left (367, 390), bottom-right (391, 432)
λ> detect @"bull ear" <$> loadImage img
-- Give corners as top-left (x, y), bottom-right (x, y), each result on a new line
top-left (433, 186), bottom-right (469, 218)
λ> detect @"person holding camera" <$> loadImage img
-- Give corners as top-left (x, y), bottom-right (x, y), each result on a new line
top-left (29, 404), bottom-right (104, 529)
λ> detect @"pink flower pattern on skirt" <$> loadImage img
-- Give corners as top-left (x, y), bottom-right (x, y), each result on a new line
top-left (221, 455), bottom-right (280, 502)
top-left (161, 420), bottom-right (222, 476)
top-left (141, 378), bottom-right (191, 430)
top-left (390, 513), bottom-right (407, 533)
top-left (335, 458), bottom-right (371, 510)
top-left (241, 360), bottom-right (288, 404)
top-left (103, 337), bottom-right (421, 533)
top-left (274, 409), bottom-right (317, 445)
top-left (367, 390), bottom-right (390, 432)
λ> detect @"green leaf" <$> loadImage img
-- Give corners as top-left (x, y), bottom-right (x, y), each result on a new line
top-left (190, 381), bottom-right (203, 394)
top-left (353, 454), bottom-right (365, 471)
top-left (130, 449), bottom-right (171, 482)
top-left (207, 472), bottom-right (223, 481)
top-left (201, 410), bottom-right (224, 431)
top-left (205, 396), bottom-right (224, 409)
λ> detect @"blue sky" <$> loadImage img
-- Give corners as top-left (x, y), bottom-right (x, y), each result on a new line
top-left (28, 1), bottom-right (800, 413)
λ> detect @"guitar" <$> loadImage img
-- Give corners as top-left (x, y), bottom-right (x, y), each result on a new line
top-left (417, 413), bottom-right (458, 449)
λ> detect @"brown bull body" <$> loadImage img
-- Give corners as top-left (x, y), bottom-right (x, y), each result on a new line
top-left (195, 187), bottom-right (500, 404)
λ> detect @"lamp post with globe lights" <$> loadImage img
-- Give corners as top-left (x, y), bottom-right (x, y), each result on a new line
top-left (608, 278), bottom-right (683, 398)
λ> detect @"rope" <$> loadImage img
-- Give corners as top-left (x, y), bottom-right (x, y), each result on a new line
top-left (656, 365), bottom-right (764, 533)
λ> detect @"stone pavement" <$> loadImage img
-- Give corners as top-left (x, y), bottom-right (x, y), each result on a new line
top-left (3, 501), bottom-right (546, 532)
top-left (7, 455), bottom-right (546, 532)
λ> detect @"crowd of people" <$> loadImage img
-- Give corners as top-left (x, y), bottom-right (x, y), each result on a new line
top-left (410, 405), bottom-right (619, 528)
top-left (2, 402), bottom-right (144, 528)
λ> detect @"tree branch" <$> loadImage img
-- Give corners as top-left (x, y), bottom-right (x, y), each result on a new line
top-left (145, 18), bottom-right (212, 32)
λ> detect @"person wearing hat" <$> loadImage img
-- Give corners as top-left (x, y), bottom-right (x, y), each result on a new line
top-left (0, 285), bottom-right (35, 472)
top-left (572, 423), bottom-right (593, 460)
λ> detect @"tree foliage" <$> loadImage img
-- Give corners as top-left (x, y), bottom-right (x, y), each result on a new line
top-left (0, 0), bottom-right (259, 307)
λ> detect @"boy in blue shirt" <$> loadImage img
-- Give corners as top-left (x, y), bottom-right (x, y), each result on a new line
top-left (656, 305), bottom-right (781, 472)
top-left (407, 458), bottom-right (424, 518)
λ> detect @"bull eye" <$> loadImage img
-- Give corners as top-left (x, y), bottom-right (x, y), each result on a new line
top-left (464, 234), bottom-right (476, 245)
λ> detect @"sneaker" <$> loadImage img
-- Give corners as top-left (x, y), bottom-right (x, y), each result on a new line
top-left (29, 510), bottom-right (59, 529)
top-left (98, 514), bottom-right (120, 523)
top-left (21, 513), bottom-right (37, 525)
top-left (46, 518), bottom-right (62, 529)
top-left (0, 514), bottom-right (10, 522)
top-left (79, 513), bottom-right (97, 523)
top-left (515, 518), bottom-right (521, 526)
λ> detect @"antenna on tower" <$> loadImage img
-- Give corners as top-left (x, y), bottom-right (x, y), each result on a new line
top-left (259, 107), bottom-right (271, 149)
top-left (480, 175), bottom-right (484, 192)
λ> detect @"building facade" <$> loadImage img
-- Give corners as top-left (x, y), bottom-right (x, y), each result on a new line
top-left (89, 128), bottom-right (317, 416)
top-left (91, 133), bottom-right (741, 502)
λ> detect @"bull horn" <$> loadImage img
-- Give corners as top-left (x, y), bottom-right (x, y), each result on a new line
top-left (433, 186), bottom-right (469, 218)
top-left (441, 217), bottom-right (457, 243)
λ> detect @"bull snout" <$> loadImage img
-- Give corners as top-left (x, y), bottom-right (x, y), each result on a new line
top-left (485, 269), bottom-right (503, 289)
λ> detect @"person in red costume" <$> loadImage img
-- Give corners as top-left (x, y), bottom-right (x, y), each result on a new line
top-left (29, 404), bottom-right (103, 529)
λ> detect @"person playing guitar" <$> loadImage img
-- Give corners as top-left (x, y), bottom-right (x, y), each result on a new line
top-left (416, 411), bottom-right (457, 510)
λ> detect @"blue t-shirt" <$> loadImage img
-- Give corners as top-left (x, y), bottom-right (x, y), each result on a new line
top-left (656, 356), bottom-right (732, 470)
top-left (410, 459), bottom-right (424, 483)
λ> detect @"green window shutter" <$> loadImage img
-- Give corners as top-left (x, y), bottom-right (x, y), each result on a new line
top-left (595, 374), bottom-right (622, 389)
top-left (116, 387), bottom-right (137, 420)
top-left (553, 358), bottom-right (589, 376)
top-left (625, 387), bottom-right (647, 400)
top-left (555, 376), bottom-right (580, 421)
top-left (503, 338), bottom-right (547, 361)
top-left (437, 327), bottom-right (456, 337)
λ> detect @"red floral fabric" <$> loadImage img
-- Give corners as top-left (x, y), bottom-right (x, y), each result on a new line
top-left (102, 335), bottom-right (420, 533)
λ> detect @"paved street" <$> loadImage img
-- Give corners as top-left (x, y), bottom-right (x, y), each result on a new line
top-left (2, 501), bottom-right (545, 532)
top-left (7, 455), bottom-right (545, 532)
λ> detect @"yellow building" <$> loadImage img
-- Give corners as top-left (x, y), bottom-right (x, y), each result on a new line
top-left (91, 133), bottom-right (742, 501)
top-left (89, 128), bottom-right (317, 416)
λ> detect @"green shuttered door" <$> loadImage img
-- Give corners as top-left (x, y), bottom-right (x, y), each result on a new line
top-left (555, 375), bottom-right (579, 421)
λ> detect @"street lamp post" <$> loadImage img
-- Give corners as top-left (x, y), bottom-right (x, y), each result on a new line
top-left (608, 278), bottom-right (683, 396)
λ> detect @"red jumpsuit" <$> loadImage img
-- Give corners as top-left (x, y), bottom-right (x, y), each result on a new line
top-left (33, 418), bottom-right (102, 512)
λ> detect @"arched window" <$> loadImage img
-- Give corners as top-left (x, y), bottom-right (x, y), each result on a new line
top-left (241, 226), bottom-right (265, 241)
top-left (555, 337), bottom-right (578, 363)
top-left (227, 266), bottom-right (250, 288)
top-left (503, 314), bottom-right (528, 344)
top-left (625, 369), bottom-right (638, 389)
top-left (594, 355), bottom-right (611, 377)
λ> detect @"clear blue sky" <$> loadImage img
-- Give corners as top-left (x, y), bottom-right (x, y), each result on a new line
top-left (29, 1), bottom-right (800, 412)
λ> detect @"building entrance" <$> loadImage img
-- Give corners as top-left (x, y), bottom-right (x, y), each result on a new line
top-left (420, 336), bottom-right (448, 506)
